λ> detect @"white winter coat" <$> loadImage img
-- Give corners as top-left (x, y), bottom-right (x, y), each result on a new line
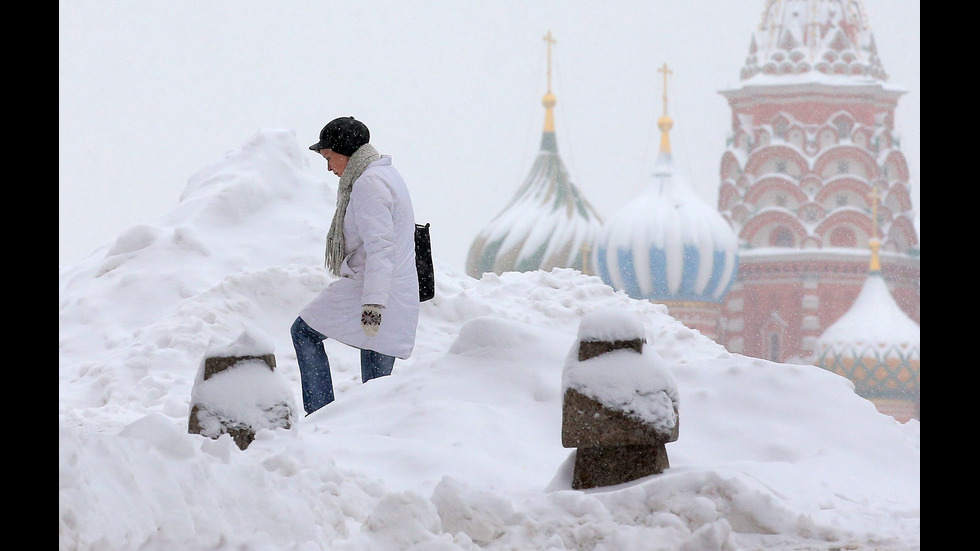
top-left (299, 156), bottom-right (420, 358)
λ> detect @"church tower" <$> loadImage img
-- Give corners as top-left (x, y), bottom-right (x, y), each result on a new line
top-left (716, 0), bottom-right (919, 362)
top-left (466, 31), bottom-right (603, 277)
top-left (593, 64), bottom-right (739, 338)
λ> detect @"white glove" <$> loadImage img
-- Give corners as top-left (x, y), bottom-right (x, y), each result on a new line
top-left (361, 304), bottom-right (383, 337)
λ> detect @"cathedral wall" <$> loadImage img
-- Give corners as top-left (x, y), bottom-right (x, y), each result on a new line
top-left (720, 254), bottom-right (920, 362)
top-left (726, 89), bottom-right (899, 128)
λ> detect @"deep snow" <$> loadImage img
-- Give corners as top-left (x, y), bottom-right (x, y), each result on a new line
top-left (59, 128), bottom-right (919, 551)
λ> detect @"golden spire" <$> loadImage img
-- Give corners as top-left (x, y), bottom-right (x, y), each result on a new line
top-left (657, 62), bottom-right (673, 154)
top-left (542, 31), bottom-right (557, 132)
top-left (868, 184), bottom-right (881, 272)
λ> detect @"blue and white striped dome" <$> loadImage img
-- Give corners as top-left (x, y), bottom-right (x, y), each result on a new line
top-left (593, 117), bottom-right (738, 303)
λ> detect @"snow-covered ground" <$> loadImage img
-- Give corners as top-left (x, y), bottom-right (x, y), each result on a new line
top-left (59, 129), bottom-right (920, 550)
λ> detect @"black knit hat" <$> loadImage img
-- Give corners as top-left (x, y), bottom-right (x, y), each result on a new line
top-left (309, 116), bottom-right (370, 157)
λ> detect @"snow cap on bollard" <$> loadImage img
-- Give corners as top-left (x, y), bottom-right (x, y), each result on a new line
top-left (576, 307), bottom-right (646, 342)
top-left (576, 308), bottom-right (647, 360)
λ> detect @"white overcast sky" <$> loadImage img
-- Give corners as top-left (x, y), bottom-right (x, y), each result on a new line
top-left (59, 0), bottom-right (920, 269)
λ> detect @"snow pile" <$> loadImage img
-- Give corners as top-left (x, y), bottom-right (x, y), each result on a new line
top-left (59, 128), bottom-right (919, 551)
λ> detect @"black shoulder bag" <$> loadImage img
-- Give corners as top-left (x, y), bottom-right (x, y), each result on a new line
top-left (415, 223), bottom-right (435, 302)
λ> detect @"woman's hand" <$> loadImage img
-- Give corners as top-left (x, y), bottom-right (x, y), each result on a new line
top-left (361, 304), bottom-right (383, 336)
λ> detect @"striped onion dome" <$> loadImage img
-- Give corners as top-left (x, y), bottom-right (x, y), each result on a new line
top-left (594, 113), bottom-right (738, 303)
top-left (466, 43), bottom-right (603, 278)
top-left (813, 238), bottom-right (919, 402)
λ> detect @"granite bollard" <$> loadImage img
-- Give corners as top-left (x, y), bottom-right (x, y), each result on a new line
top-left (188, 331), bottom-right (296, 450)
top-left (561, 309), bottom-right (679, 489)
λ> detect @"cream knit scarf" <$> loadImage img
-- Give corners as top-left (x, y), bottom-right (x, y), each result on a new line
top-left (325, 143), bottom-right (381, 275)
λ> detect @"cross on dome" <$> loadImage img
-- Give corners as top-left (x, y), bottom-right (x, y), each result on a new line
top-left (543, 31), bottom-right (556, 94)
top-left (657, 62), bottom-right (672, 117)
top-left (656, 63), bottom-right (674, 155)
top-left (541, 31), bottom-right (558, 132)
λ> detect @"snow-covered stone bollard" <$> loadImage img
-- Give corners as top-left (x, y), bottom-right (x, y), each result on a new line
top-left (188, 330), bottom-right (297, 450)
top-left (561, 309), bottom-right (679, 489)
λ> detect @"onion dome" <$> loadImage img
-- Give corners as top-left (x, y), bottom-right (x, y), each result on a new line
top-left (740, 0), bottom-right (888, 82)
top-left (593, 64), bottom-right (738, 304)
top-left (813, 190), bottom-right (919, 420)
top-left (466, 32), bottom-right (603, 277)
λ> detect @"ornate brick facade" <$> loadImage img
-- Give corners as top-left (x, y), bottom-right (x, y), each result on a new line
top-left (715, 1), bottom-right (919, 365)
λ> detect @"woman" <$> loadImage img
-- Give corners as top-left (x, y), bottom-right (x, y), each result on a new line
top-left (291, 116), bottom-right (420, 415)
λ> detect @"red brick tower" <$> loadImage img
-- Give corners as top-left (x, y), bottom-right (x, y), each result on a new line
top-left (716, 0), bottom-right (919, 363)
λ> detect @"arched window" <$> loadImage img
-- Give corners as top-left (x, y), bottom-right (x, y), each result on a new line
top-left (770, 226), bottom-right (794, 247)
top-left (830, 226), bottom-right (856, 247)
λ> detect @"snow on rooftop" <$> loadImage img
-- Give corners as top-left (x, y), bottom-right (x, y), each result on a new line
top-left (594, 152), bottom-right (738, 302)
top-left (817, 272), bottom-right (919, 350)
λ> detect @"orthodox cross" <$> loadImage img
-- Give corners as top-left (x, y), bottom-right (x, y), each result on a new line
top-left (657, 62), bottom-right (672, 116)
top-left (543, 31), bottom-right (557, 93)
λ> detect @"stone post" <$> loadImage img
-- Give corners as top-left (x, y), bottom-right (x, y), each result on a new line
top-left (188, 331), bottom-right (296, 450)
top-left (561, 310), bottom-right (679, 489)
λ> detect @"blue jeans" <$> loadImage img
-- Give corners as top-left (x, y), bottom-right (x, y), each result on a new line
top-left (290, 316), bottom-right (396, 415)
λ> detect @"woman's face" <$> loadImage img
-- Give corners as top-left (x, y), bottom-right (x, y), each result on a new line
top-left (320, 149), bottom-right (349, 177)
